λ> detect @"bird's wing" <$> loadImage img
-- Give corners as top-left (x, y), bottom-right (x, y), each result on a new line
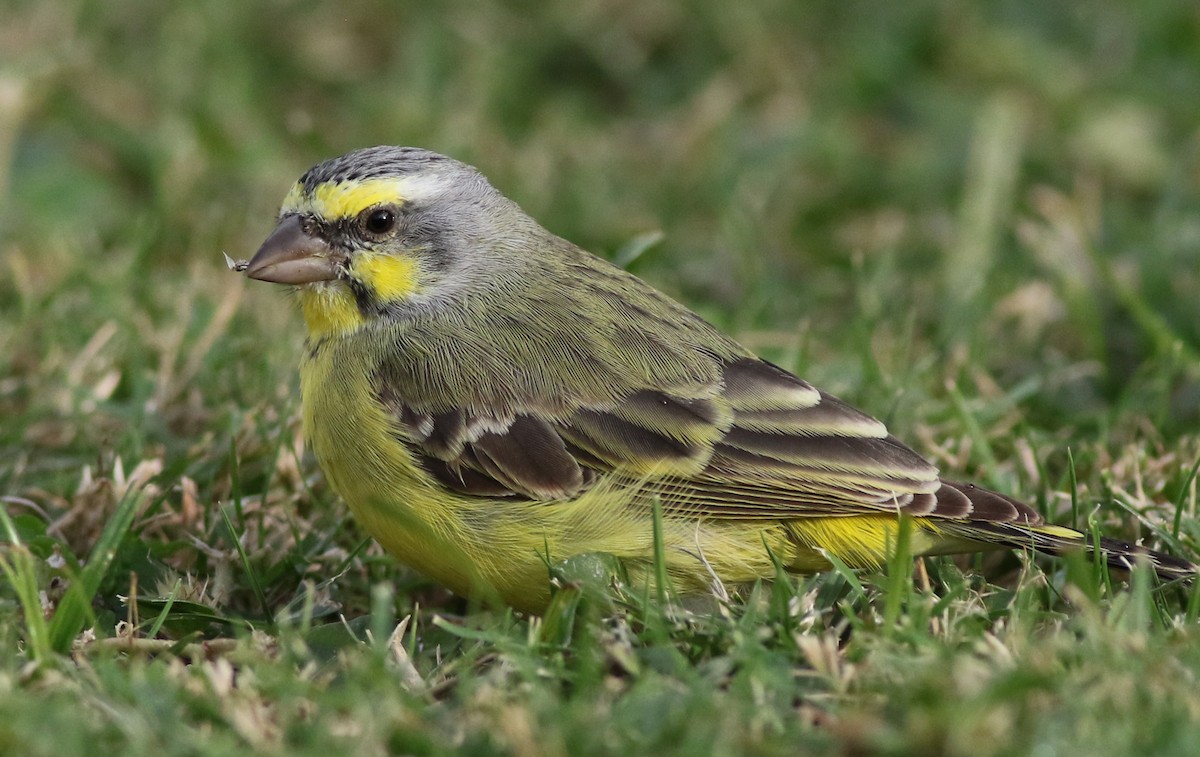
top-left (376, 354), bottom-right (1038, 524)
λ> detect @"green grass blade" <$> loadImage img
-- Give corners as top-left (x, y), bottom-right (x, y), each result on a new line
top-left (48, 483), bottom-right (148, 653)
top-left (0, 509), bottom-right (52, 663)
top-left (219, 505), bottom-right (272, 626)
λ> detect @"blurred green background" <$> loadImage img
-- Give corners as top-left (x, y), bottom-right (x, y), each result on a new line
top-left (5, 1), bottom-right (1199, 466)
top-left (3, 1), bottom-right (1200, 753)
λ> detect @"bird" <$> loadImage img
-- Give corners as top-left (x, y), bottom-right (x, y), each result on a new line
top-left (240, 145), bottom-right (1194, 613)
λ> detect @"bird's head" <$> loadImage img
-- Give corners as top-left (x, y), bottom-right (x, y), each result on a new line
top-left (245, 146), bottom-right (526, 338)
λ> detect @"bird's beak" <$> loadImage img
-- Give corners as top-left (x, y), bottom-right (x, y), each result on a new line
top-left (244, 215), bottom-right (341, 285)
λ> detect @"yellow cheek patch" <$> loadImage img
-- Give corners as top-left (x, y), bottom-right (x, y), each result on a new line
top-left (298, 285), bottom-right (363, 339)
top-left (294, 255), bottom-right (422, 339)
top-left (351, 253), bottom-right (422, 302)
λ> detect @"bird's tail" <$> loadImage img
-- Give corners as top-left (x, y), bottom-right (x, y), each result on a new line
top-left (1092, 535), bottom-right (1198, 580)
top-left (941, 519), bottom-right (1197, 582)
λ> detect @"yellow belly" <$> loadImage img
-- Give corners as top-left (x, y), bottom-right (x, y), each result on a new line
top-left (299, 336), bottom-right (943, 613)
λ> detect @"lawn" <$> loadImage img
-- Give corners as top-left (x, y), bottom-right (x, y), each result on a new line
top-left (3, 1), bottom-right (1200, 754)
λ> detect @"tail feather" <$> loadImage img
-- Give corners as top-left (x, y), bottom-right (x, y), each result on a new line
top-left (940, 519), bottom-right (1197, 582)
top-left (1093, 535), bottom-right (1196, 580)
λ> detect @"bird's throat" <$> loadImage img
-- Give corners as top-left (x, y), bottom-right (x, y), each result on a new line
top-left (298, 284), bottom-right (365, 338)
top-left (296, 254), bottom-right (422, 339)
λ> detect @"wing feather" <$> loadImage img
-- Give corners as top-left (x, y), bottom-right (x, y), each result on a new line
top-left (471, 415), bottom-right (583, 499)
top-left (373, 351), bottom-right (1043, 526)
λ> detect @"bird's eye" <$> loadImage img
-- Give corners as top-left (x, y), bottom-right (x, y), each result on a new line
top-left (363, 207), bottom-right (397, 235)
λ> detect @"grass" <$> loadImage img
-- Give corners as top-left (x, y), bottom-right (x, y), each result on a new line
top-left (3, 0), bottom-right (1200, 753)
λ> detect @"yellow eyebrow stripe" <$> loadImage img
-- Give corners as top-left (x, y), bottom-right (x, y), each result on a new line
top-left (281, 178), bottom-right (407, 220)
top-left (281, 174), bottom-right (450, 221)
